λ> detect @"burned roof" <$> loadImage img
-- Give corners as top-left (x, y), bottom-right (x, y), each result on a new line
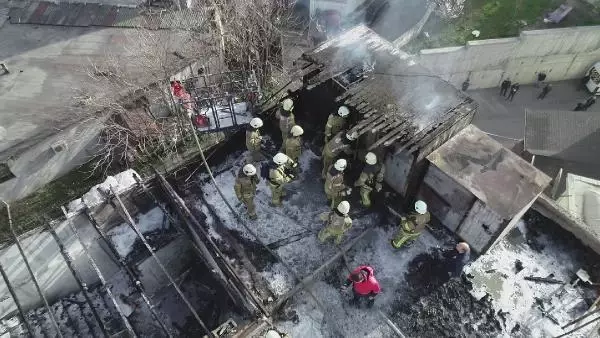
top-left (428, 125), bottom-right (551, 219)
top-left (525, 109), bottom-right (600, 165)
top-left (293, 25), bottom-right (474, 152)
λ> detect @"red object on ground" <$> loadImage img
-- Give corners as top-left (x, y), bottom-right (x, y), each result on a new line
top-left (348, 266), bottom-right (381, 296)
top-left (193, 114), bottom-right (210, 127)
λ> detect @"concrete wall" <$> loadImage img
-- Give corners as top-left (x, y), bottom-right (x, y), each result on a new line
top-left (0, 120), bottom-right (103, 201)
top-left (416, 26), bottom-right (600, 89)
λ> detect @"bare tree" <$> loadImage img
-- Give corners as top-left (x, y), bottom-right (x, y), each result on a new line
top-left (429, 0), bottom-right (465, 19)
top-left (78, 2), bottom-right (294, 174)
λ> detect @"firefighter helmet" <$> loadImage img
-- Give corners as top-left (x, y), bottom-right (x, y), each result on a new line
top-left (338, 106), bottom-right (350, 117)
top-left (273, 152), bottom-right (288, 165)
top-left (337, 201), bottom-right (350, 215)
top-left (249, 117), bottom-right (263, 129)
top-left (282, 98), bottom-right (294, 112)
top-left (243, 164), bottom-right (257, 176)
top-left (365, 152), bottom-right (377, 165)
top-left (290, 125), bottom-right (304, 137)
top-left (415, 200), bottom-right (428, 214)
top-left (334, 158), bottom-right (347, 171)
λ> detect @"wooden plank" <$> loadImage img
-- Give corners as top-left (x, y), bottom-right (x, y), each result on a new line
top-left (155, 172), bottom-right (268, 317)
top-left (271, 229), bottom-right (372, 312)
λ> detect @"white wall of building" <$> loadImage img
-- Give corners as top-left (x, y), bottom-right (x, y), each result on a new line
top-left (416, 26), bottom-right (600, 89)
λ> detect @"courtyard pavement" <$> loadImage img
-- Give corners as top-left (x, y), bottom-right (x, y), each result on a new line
top-left (470, 80), bottom-right (599, 142)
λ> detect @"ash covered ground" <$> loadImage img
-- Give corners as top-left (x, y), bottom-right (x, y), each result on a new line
top-left (191, 147), bottom-right (500, 337)
top-left (190, 142), bottom-right (600, 338)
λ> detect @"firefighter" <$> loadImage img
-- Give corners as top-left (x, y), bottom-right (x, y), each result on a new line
top-left (283, 125), bottom-right (304, 175)
top-left (269, 153), bottom-right (295, 206)
top-left (318, 200), bottom-right (352, 245)
top-left (246, 117), bottom-right (263, 163)
top-left (276, 98), bottom-right (295, 143)
top-left (234, 164), bottom-right (259, 219)
top-left (340, 265), bottom-right (381, 308)
top-left (391, 200), bottom-right (431, 249)
top-left (324, 106), bottom-right (350, 144)
top-left (354, 152), bottom-right (385, 208)
top-left (325, 159), bottom-right (352, 209)
top-left (322, 131), bottom-right (356, 178)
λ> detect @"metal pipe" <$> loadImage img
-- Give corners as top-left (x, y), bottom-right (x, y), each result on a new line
top-left (45, 222), bottom-right (109, 338)
top-left (108, 186), bottom-right (215, 338)
top-left (83, 209), bottom-right (173, 338)
top-left (60, 206), bottom-right (138, 337)
top-left (0, 261), bottom-right (34, 337)
top-left (2, 201), bottom-right (63, 338)
top-left (562, 307), bottom-right (600, 329)
top-left (271, 229), bottom-right (371, 311)
top-left (556, 315), bottom-right (600, 338)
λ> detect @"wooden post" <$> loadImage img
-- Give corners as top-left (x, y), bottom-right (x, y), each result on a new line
top-left (271, 229), bottom-right (371, 311)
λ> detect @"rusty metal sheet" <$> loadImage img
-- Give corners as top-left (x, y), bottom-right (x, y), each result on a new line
top-left (427, 125), bottom-right (552, 219)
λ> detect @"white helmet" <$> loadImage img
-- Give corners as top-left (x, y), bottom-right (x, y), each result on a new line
top-left (338, 106), bottom-right (350, 117)
top-left (337, 201), bottom-right (350, 215)
top-left (273, 152), bottom-right (288, 165)
top-left (290, 125), bottom-right (304, 137)
top-left (346, 131), bottom-right (358, 141)
top-left (282, 98), bottom-right (294, 111)
top-left (334, 158), bottom-right (347, 171)
top-left (415, 200), bottom-right (427, 214)
top-left (365, 152), bottom-right (377, 165)
top-left (265, 330), bottom-right (282, 338)
top-left (250, 117), bottom-right (263, 129)
top-left (243, 164), bottom-right (257, 176)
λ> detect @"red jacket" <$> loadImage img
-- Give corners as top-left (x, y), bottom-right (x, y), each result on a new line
top-left (347, 266), bottom-right (381, 296)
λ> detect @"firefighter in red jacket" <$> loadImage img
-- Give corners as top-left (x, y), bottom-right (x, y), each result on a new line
top-left (340, 265), bottom-right (381, 308)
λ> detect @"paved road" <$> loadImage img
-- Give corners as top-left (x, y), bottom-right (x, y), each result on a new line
top-left (470, 80), bottom-right (599, 141)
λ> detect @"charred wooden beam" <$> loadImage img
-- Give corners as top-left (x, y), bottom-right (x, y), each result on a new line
top-left (271, 229), bottom-right (371, 311)
top-left (84, 209), bottom-right (173, 338)
top-left (60, 207), bottom-right (138, 338)
top-left (3, 202), bottom-right (63, 338)
top-left (154, 172), bottom-right (269, 317)
top-left (0, 261), bottom-right (33, 337)
top-left (109, 186), bottom-right (215, 338)
top-left (369, 124), bottom-right (412, 150)
top-left (46, 222), bottom-right (109, 337)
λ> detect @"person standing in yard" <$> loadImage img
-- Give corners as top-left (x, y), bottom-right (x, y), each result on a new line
top-left (283, 125), bottom-right (304, 175)
top-left (391, 200), bottom-right (430, 249)
top-left (324, 106), bottom-right (350, 144)
top-left (318, 201), bottom-right (353, 245)
top-left (507, 83), bottom-right (520, 101)
top-left (268, 153), bottom-right (295, 207)
top-left (354, 152), bottom-right (384, 208)
top-left (246, 117), bottom-right (263, 163)
top-left (442, 242), bottom-right (471, 278)
top-left (584, 96), bottom-right (597, 110)
top-left (340, 265), bottom-right (381, 308)
top-left (537, 83), bottom-right (552, 100)
top-left (234, 164), bottom-right (260, 220)
top-left (500, 78), bottom-right (511, 97)
top-left (276, 99), bottom-right (295, 143)
top-left (536, 72), bottom-right (547, 87)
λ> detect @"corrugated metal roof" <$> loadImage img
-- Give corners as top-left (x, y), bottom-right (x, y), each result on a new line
top-left (9, 2), bottom-right (209, 30)
top-left (525, 109), bottom-right (600, 164)
top-left (428, 125), bottom-right (551, 219)
top-left (292, 25), bottom-right (474, 152)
